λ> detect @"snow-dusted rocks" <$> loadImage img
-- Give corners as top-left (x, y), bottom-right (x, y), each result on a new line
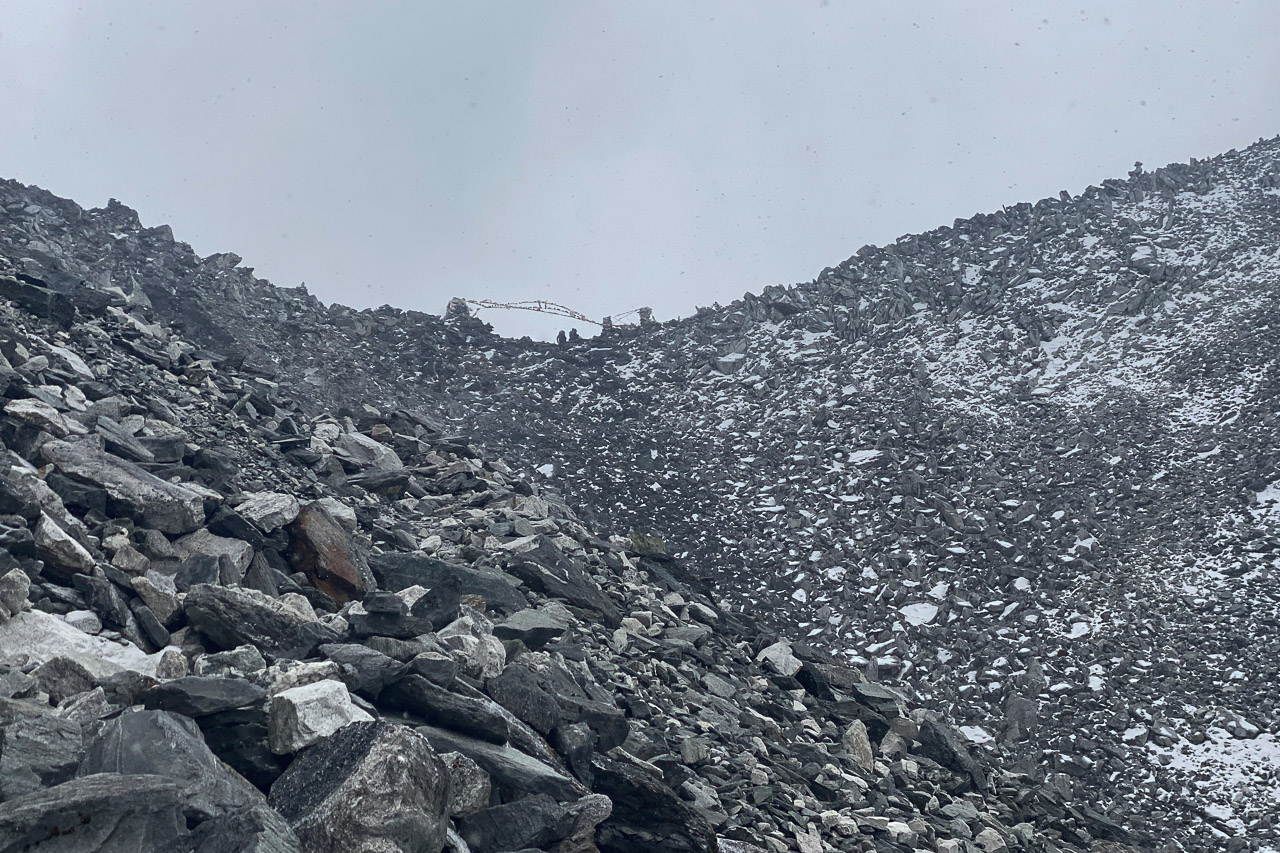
top-left (4, 141), bottom-right (1280, 849)
top-left (899, 601), bottom-right (939, 626)
top-left (755, 639), bottom-right (802, 677)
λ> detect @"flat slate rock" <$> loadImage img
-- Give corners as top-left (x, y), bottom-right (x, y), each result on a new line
top-left (415, 723), bottom-right (585, 803)
top-left (370, 553), bottom-right (527, 615)
top-left (140, 676), bottom-right (267, 718)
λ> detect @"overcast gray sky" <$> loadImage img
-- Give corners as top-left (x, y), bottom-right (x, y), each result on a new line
top-left (2, 2), bottom-right (1278, 339)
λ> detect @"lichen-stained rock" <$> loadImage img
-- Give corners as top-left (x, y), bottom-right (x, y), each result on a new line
top-left (0, 773), bottom-right (187, 851)
top-left (184, 583), bottom-right (340, 661)
top-left (268, 720), bottom-right (449, 853)
top-left (77, 709), bottom-right (266, 822)
top-left (285, 502), bottom-right (374, 604)
top-left (41, 437), bottom-right (205, 533)
top-left (268, 679), bottom-right (373, 754)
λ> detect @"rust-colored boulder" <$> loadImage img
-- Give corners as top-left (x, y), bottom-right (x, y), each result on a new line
top-left (286, 503), bottom-right (374, 604)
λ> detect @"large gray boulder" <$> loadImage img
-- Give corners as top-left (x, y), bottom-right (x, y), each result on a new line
top-left (0, 714), bottom-right (84, 801)
top-left (77, 709), bottom-right (266, 821)
top-left (0, 773), bottom-right (187, 851)
top-left (268, 721), bottom-right (450, 853)
top-left (42, 438), bottom-right (205, 534)
top-left (183, 584), bottom-right (340, 661)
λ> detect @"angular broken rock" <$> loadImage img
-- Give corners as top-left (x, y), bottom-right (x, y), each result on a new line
top-left (42, 437), bottom-right (205, 534)
top-left (333, 431), bottom-right (404, 471)
top-left (416, 723), bottom-right (585, 802)
top-left (442, 750), bottom-right (491, 817)
top-left (591, 751), bottom-right (717, 853)
top-left (34, 514), bottom-right (95, 575)
top-left (268, 720), bottom-right (449, 853)
top-left (458, 792), bottom-right (574, 853)
top-left (502, 536), bottom-right (622, 627)
top-left (140, 675), bottom-right (267, 718)
top-left (493, 606), bottom-right (572, 649)
top-left (0, 610), bottom-right (159, 678)
top-left (78, 709), bottom-right (267, 821)
top-left (175, 528), bottom-right (255, 582)
top-left (318, 643), bottom-right (408, 698)
top-left (371, 552), bottom-right (527, 615)
top-left (918, 711), bottom-right (989, 791)
top-left (379, 674), bottom-right (509, 744)
top-left (286, 502), bottom-right (374, 604)
top-left (0, 567), bottom-right (31, 621)
top-left (0, 773), bottom-right (187, 851)
top-left (0, 713), bottom-right (84, 801)
top-left (756, 639), bottom-right (803, 677)
top-left (236, 491), bottom-right (301, 532)
top-left (184, 583), bottom-right (340, 661)
top-left (268, 679), bottom-right (373, 754)
top-left (3, 398), bottom-right (87, 439)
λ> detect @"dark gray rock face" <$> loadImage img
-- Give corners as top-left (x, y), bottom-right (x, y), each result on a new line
top-left (590, 752), bottom-right (717, 853)
top-left (379, 674), bottom-right (509, 744)
top-left (0, 714), bottom-right (84, 801)
top-left (0, 773), bottom-right (187, 852)
top-left (140, 676), bottom-right (267, 718)
top-left (415, 725), bottom-right (585, 803)
top-left (370, 553), bottom-right (527, 615)
top-left (458, 793), bottom-right (573, 853)
top-left (41, 438), bottom-right (205, 534)
top-left (502, 537), bottom-right (621, 628)
top-left (77, 709), bottom-right (265, 821)
top-left (268, 721), bottom-right (450, 853)
top-left (183, 583), bottom-right (339, 660)
top-left (188, 805), bottom-right (303, 853)
top-left (319, 643), bottom-right (408, 698)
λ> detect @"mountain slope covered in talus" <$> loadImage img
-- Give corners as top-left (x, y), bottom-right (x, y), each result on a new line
top-left (1, 136), bottom-right (1278, 851)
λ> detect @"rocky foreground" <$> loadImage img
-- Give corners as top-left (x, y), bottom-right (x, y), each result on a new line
top-left (0, 243), bottom-right (1154, 844)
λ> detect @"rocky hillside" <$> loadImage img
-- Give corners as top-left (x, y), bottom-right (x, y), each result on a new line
top-left (1, 135), bottom-right (1278, 851)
